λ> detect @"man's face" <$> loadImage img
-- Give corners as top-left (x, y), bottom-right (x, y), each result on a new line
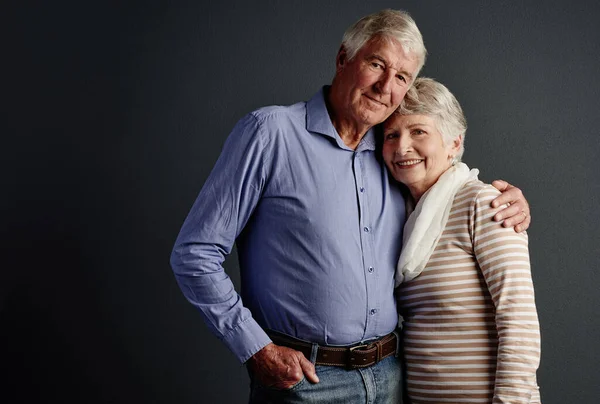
top-left (334, 36), bottom-right (420, 129)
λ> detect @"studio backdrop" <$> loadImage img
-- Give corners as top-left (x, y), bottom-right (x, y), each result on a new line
top-left (3, 1), bottom-right (600, 403)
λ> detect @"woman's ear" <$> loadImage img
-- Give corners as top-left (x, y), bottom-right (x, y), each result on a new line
top-left (451, 134), bottom-right (463, 155)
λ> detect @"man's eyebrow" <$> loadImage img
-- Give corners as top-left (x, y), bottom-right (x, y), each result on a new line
top-left (396, 65), bottom-right (414, 82)
top-left (402, 70), bottom-right (415, 82)
top-left (367, 54), bottom-right (388, 65)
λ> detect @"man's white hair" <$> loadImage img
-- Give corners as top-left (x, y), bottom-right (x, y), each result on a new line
top-left (341, 9), bottom-right (427, 76)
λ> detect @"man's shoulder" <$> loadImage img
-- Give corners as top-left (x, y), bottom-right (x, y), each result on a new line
top-left (228, 100), bottom-right (308, 149)
top-left (249, 100), bottom-right (307, 127)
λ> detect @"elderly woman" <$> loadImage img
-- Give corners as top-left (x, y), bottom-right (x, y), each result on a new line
top-left (382, 78), bottom-right (541, 403)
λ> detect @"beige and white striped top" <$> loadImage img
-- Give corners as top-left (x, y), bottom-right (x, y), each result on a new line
top-left (397, 180), bottom-right (541, 403)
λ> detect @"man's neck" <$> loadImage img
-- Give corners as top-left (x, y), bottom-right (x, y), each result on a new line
top-left (324, 87), bottom-right (370, 150)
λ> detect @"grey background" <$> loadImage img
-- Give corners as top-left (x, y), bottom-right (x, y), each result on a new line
top-left (3, 0), bottom-right (599, 403)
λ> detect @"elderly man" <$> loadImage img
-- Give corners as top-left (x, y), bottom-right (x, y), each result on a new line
top-left (170, 9), bottom-right (530, 403)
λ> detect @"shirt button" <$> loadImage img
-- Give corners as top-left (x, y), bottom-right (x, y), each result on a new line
top-left (360, 187), bottom-right (365, 193)
top-left (370, 309), bottom-right (377, 315)
top-left (368, 267), bottom-right (374, 273)
top-left (364, 227), bottom-right (370, 232)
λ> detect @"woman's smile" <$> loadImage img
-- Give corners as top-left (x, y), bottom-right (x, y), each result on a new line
top-left (393, 159), bottom-right (424, 168)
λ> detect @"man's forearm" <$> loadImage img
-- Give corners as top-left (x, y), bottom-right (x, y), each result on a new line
top-left (170, 236), bottom-right (271, 362)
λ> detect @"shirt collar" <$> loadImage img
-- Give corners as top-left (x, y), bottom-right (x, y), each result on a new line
top-left (306, 86), bottom-right (377, 152)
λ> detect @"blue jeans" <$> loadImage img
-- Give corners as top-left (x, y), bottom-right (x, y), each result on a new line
top-left (248, 355), bottom-right (403, 403)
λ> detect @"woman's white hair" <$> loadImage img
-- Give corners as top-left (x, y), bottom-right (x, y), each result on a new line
top-left (342, 9), bottom-right (427, 76)
top-left (396, 77), bottom-right (467, 161)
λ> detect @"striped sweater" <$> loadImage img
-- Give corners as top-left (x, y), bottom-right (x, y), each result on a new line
top-left (397, 180), bottom-right (541, 403)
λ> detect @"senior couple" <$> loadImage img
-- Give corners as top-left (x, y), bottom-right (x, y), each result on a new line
top-left (171, 9), bottom-right (541, 403)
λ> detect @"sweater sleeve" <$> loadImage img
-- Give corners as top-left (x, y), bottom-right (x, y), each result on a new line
top-left (471, 185), bottom-right (541, 403)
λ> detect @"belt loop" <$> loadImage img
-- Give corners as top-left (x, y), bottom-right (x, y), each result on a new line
top-left (309, 343), bottom-right (319, 364)
top-left (393, 329), bottom-right (401, 358)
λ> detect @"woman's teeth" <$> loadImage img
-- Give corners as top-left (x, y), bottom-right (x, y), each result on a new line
top-left (396, 159), bottom-right (422, 166)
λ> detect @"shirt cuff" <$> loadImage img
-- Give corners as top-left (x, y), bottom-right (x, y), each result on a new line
top-left (221, 317), bottom-right (272, 363)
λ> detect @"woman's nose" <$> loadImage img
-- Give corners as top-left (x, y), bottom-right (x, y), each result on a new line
top-left (396, 135), bottom-right (412, 154)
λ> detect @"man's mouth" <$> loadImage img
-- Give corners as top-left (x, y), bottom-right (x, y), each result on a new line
top-left (364, 95), bottom-right (387, 107)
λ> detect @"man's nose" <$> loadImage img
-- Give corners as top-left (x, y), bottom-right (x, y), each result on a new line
top-left (376, 70), bottom-right (395, 94)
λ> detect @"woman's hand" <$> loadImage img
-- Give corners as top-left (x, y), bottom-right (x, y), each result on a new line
top-left (490, 180), bottom-right (531, 233)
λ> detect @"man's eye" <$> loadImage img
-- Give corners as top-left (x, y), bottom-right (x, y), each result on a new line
top-left (371, 62), bottom-right (383, 69)
top-left (397, 75), bottom-right (406, 83)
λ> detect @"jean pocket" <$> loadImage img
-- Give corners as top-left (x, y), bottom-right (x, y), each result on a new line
top-left (256, 376), bottom-right (307, 393)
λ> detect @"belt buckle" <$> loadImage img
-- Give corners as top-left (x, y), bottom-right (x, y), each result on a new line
top-left (348, 342), bottom-right (379, 369)
top-left (349, 343), bottom-right (369, 352)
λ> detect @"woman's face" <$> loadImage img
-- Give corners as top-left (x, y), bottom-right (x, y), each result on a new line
top-left (382, 113), bottom-right (460, 200)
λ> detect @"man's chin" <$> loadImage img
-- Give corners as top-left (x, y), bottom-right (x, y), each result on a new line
top-left (363, 110), bottom-right (392, 127)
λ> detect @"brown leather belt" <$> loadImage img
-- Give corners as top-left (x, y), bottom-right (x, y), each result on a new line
top-left (268, 332), bottom-right (398, 369)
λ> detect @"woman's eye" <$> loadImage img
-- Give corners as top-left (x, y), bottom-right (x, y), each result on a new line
top-left (413, 129), bottom-right (425, 135)
top-left (385, 133), bottom-right (398, 140)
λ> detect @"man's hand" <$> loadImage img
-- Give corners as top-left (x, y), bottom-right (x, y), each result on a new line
top-left (491, 180), bottom-right (531, 233)
top-left (247, 343), bottom-right (319, 389)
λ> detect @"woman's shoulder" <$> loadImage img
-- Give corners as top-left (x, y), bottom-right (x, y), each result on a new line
top-left (456, 179), bottom-right (501, 203)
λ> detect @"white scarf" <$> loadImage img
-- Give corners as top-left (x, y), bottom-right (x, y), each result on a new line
top-left (395, 162), bottom-right (479, 287)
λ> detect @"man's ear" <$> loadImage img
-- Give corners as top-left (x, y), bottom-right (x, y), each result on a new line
top-left (336, 46), bottom-right (347, 72)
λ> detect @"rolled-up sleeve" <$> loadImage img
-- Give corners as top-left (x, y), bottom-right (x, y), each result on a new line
top-left (170, 113), bottom-right (272, 363)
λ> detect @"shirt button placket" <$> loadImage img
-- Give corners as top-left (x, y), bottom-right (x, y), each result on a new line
top-left (355, 152), bottom-right (377, 336)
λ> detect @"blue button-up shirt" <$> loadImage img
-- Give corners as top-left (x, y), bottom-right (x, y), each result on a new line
top-left (171, 87), bottom-right (406, 363)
